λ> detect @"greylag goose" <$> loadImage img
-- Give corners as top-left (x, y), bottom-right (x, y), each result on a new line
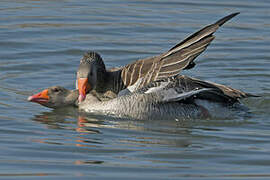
top-left (28, 75), bottom-right (256, 120)
top-left (77, 12), bottom-right (240, 102)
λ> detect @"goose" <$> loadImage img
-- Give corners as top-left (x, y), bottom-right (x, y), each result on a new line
top-left (28, 75), bottom-right (256, 120)
top-left (76, 12), bottom-right (240, 102)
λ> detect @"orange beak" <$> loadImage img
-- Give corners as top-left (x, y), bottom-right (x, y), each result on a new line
top-left (77, 78), bottom-right (91, 102)
top-left (28, 89), bottom-right (49, 105)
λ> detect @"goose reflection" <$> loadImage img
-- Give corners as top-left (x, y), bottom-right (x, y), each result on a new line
top-left (30, 104), bottom-right (253, 153)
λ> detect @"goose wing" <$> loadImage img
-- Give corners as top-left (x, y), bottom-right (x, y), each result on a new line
top-left (137, 74), bottom-right (256, 104)
top-left (120, 13), bottom-right (240, 92)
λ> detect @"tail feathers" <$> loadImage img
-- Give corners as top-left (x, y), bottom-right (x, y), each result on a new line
top-left (209, 81), bottom-right (256, 99)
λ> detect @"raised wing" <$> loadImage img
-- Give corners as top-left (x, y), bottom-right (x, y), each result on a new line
top-left (120, 12), bottom-right (240, 92)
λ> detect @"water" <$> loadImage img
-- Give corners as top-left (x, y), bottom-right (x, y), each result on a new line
top-left (0, 0), bottom-right (270, 179)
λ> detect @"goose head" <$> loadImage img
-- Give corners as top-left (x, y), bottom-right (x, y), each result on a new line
top-left (28, 86), bottom-right (78, 108)
top-left (76, 51), bottom-right (106, 102)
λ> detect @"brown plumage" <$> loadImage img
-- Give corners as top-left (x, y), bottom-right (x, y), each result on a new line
top-left (77, 13), bottom-right (240, 102)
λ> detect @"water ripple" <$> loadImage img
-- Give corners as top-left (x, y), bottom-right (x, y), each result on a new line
top-left (0, 0), bottom-right (269, 179)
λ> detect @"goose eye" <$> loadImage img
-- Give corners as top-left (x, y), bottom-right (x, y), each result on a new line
top-left (52, 88), bottom-right (61, 93)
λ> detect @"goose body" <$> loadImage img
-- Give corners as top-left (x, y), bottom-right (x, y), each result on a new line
top-left (79, 75), bottom-right (254, 119)
top-left (28, 75), bottom-right (256, 120)
top-left (76, 13), bottom-right (240, 102)
top-left (79, 92), bottom-right (203, 120)
top-left (27, 12), bottom-right (255, 120)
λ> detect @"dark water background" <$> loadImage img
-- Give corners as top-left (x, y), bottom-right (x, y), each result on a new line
top-left (0, 0), bottom-right (270, 179)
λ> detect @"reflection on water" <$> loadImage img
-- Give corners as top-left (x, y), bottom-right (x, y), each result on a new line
top-left (31, 107), bottom-right (257, 150)
top-left (0, 0), bottom-right (269, 179)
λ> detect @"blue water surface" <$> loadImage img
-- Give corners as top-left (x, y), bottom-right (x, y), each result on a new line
top-left (0, 0), bottom-right (270, 179)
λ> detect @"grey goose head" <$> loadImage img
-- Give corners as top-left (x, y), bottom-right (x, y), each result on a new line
top-left (76, 51), bottom-right (106, 102)
top-left (28, 86), bottom-right (79, 108)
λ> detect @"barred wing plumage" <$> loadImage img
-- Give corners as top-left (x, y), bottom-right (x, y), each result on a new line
top-left (120, 12), bottom-right (240, 92)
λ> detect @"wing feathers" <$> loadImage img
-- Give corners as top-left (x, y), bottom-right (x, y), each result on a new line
top-left (159, 36), bottom-right (214, 75)
top-left (159, 88), bottom-right (213, 103)
top-left (165, 25), bottom-right (218, 58)
top-left (134, 74), bottom-right (256, 105)
top-left (120, 13), bottom-right (239, 92)
top-left (167, 12), bottom-right (239, 57)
